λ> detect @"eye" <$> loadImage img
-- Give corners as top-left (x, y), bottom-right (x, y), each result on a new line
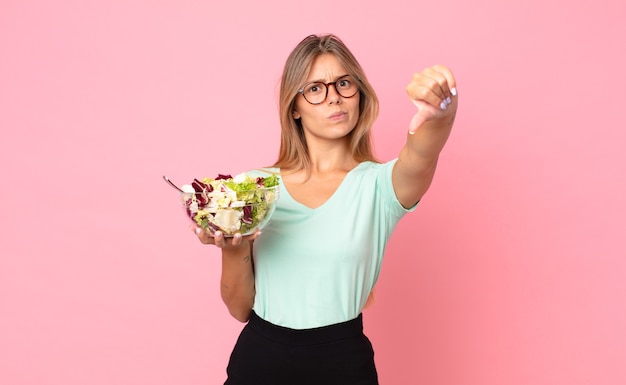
top-left (338, 79), bottom-right (350, 88)
top-left (305, 83), bottom-right (325, 95)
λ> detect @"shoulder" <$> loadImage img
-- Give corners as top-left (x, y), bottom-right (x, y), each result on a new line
top-left (350, 159), bottom-right (397, 179)
top-left (352, 159), bottom-right (417, 213)
top-left (344, 160), bottom-right (396, 197)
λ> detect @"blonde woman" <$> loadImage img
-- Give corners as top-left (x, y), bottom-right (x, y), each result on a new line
top-left (192, 34), bottom-right (458, 385)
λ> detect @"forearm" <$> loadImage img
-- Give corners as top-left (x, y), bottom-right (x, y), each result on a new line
top-left (220, 242), bottom-right (255, 322)
top-left (394, 112), bottom-right (456, 208)
top-left (406, 114), bottom-right (454, 166)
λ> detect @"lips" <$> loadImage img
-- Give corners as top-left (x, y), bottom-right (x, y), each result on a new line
top-left (328, 111), bottom-right (347, 120)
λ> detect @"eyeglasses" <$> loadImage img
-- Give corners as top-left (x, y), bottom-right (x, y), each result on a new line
top-left (297, 75), bottom-right (359, 105)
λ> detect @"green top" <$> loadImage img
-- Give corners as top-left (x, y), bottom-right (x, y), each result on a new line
top-left (249, 159), bottom-right (415, 329)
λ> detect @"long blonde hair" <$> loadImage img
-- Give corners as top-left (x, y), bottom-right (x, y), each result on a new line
top-left (274, 34), bottom-right (380, 171)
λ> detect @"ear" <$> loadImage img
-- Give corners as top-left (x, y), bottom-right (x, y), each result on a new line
top-left (292, 111), bottom-right (301, 120)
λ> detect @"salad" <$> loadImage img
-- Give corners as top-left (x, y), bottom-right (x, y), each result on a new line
top-left (181, 173), bottom-right (280, 236)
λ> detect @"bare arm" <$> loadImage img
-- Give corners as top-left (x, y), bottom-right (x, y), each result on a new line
top-left (393, 65), bottom-right (458, 208)
top-left (192, 227), bottom-right (258, 322)
top-left (219, 237), bottom-right (255, 322)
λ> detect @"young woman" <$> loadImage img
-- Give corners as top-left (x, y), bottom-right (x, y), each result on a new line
top-left (191, 34), bottom-right (458, 385)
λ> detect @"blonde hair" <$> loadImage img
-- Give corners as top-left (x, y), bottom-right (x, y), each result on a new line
top-left (273, 34), bottom-right (380, 171)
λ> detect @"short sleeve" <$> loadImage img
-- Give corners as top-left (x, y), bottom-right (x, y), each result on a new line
top-left (377, 158), bottom-right (418, 219)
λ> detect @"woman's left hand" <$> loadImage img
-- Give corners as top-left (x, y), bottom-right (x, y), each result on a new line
top-left (406, 64), bottom-right (458, 134)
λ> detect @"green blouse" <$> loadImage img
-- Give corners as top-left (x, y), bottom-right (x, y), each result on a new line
top-left (249, 159), bottom-right (415, 329)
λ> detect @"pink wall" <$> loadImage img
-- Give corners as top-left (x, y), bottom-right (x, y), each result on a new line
top-left (1, 1), bottom-right (624, 384)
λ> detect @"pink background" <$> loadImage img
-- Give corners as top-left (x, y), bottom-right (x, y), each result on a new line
top-left (1, 0), bottom-right (625, 384)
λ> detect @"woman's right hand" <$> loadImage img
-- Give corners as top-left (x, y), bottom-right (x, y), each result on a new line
top-left (190, 225), bottom-right (261, 249)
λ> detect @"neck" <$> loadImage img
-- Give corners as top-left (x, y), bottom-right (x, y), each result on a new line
top-left (307, 139), bottom-right (357, 174)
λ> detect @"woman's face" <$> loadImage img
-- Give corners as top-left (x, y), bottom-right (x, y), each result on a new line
top-left (293, 54), bottom-right (360, 142)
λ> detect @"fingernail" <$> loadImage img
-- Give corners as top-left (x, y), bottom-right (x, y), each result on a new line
top-left (234, 233), bottom-right (242, 240)
top-left (446, 96), bottom-right (451, 104)
top-left (195, 228), bottom-right (202, 235)
top-left (451, 87), bottom-right (457, 96)
top-left (408, 130), bottom-right (415, 135)
top-left (439, 101), bottom-right (447, 110)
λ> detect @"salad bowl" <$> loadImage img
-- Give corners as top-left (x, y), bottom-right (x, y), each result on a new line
top-left (166, 173), bottom-right (280, 236)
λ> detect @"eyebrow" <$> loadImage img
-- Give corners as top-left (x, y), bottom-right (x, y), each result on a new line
top-left (305, 74), bottom-right (351, 84)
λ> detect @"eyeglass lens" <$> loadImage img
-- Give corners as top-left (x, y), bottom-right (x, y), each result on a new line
top-left (300, 75), bottom-right (358, 104)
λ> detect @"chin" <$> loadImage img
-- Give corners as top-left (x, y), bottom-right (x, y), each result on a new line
top-left (327, 128), bottom-right (354, 140)
top-left (304, 123), bottom-right (356, 141)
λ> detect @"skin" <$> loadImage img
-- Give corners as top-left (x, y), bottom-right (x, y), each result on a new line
top-left (287, 54), bottom-right (363, 208)
top-left (191, 54), bottom-right (458, 322)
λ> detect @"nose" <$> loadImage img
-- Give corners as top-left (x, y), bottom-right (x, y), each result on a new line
top-left (326, 83), bottom-right (342, 104)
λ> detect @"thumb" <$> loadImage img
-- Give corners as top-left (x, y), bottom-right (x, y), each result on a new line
top-left (190, 224), bottom-right (202, 235)
top-left (408, 111), bottom-right (426, 135)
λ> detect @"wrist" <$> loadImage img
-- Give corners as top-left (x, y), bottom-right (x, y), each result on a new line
top-left (221, 240), bottom-right (252, 261)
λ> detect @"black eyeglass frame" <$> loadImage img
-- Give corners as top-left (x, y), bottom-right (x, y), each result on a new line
top-left (297, 75), bottom-right (360, 105)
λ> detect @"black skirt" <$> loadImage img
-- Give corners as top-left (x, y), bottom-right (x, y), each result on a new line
top-left (224, 311), bottom-right (379, 385)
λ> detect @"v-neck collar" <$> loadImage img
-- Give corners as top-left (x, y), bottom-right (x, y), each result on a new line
top-left (279, 162), bottom-right (369, 212)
